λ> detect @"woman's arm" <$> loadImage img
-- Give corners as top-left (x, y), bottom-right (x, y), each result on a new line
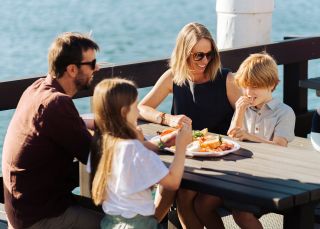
top-left (138, 69), bottom-right (173, 124)
top-left (226, 72), bottom-right (242, 109)
top-left (138, 70), bottom-right (192, 127)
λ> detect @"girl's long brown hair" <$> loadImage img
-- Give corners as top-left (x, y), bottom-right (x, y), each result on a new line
top-left (90, 78), bottom-right (138, 205)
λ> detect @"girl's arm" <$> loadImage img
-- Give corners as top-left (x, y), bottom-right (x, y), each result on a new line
top-left (138, 70), bottom-right (192, 127)
top-left (158, 124), bottom-right (192, 190)
top-left (143, 129), bottom-right (179, 152)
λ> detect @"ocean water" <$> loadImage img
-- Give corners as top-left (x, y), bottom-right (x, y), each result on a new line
top-left (1, 0), bottom-right (320, 162)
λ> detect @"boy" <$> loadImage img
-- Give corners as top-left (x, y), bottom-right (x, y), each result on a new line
top-left (228, 52), bottom-right (295, 146)
top-left (194, 53), bottom-right (296, 229)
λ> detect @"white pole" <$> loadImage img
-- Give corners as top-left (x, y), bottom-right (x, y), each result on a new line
top-left (216, 0), bottom-right (275, 50)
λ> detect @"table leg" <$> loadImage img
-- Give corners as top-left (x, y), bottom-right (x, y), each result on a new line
top-left (283, 202), bottom-right (317, 229)
top-left (79, 162), bottom-right (91, 198)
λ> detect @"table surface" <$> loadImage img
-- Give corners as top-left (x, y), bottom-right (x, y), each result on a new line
top-left (140, 122), bottom-right (320, 214)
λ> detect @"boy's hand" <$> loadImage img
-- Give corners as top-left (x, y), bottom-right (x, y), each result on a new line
top-left (235, 96), bottom-right (253, 111)
top-left (228, 127), bottom-right (249, 141)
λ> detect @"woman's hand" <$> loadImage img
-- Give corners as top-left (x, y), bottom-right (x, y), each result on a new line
top-left (167, 114), bottom-right (192, 128)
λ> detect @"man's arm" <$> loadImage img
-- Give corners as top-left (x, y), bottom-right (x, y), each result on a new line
top-left (45, 96), bottom-right (92, 164)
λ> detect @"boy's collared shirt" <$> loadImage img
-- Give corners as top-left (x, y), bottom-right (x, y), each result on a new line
top-left (242, 98), bottom-right (295, 142)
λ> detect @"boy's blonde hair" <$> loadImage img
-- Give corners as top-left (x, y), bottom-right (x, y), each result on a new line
top-left (90, 78), bottom-right (138, 205)
top-left (170, 22), bottom-right (221, 86)
top-left (235, 53), bottom-right (280, 91)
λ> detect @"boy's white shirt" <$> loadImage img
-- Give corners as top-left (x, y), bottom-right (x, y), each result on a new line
top-left (87, 139), bottom-right (169, 218)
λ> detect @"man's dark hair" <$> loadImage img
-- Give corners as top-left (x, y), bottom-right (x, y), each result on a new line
top-left (48, 32), bottom-right (99, 78)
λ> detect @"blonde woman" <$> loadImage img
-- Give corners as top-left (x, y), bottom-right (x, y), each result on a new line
top-left (89, 78), bottom-right (192, 229)
top-left (139, 22), bottom-right (241, 229)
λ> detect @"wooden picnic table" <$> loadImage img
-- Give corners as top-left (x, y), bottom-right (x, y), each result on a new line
top-left (139, 122), bottom-right (320, 229)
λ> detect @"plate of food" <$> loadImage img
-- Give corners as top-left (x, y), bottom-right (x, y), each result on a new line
top-left (151, 128), bottom-right (240, 157)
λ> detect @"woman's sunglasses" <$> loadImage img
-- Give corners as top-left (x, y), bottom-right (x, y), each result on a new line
top-left (76, 59), bottom-right (96, 70)
top-left (191, 51), bottom-right (215, 61)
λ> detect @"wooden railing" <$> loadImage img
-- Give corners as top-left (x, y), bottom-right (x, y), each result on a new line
top-left (1, 36), bottom-right (320, 203)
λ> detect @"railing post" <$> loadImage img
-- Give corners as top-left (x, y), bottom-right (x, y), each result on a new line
top-left (283, 61), bottom-right (308, 114)
top-left (283, 61), bottom-right (313, 137)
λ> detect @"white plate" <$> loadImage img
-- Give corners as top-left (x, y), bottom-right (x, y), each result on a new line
top-left (149, 135), bottom-right (240, 157)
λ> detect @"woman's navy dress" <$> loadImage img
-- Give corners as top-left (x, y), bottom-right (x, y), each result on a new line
top-left (171, 68), bottom-right (234, 135)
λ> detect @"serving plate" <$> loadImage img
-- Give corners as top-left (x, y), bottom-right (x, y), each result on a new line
top-left (150, 135), bottom-right (240, 157)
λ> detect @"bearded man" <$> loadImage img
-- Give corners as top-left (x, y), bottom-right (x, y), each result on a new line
top-left (2, 32), bottom-right (103, 229)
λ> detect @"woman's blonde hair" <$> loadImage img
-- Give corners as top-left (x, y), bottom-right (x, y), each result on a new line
top-left (235, 53), bottom-right (280, 91)
top-left (170, 22), bottom-right (221, 86)
top-left (90, 78), bottom-right (138, 205)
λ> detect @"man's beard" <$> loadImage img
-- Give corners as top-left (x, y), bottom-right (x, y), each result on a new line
top-left (75, 72), bottom-right (92, 91)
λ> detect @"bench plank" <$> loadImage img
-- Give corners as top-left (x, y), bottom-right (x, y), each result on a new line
top-left (181, 171), bottom-right (293, 211)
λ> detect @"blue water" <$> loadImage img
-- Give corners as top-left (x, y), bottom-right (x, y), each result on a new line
top-left (1, 0), bottom-right (320, 164)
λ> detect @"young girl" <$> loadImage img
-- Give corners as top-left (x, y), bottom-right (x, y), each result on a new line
top-left (90, 78), bottom-right (192, 229)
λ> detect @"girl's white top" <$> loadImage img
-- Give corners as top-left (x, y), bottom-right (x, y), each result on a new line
top-left (88, 139), bottom-right (169, 218)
